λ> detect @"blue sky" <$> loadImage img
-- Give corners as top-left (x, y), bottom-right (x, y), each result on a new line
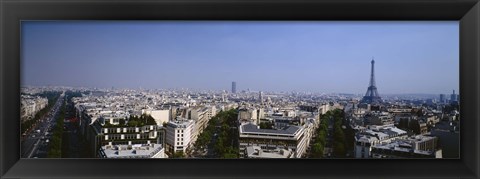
top-left (21, 21), bottom-right (459, 94)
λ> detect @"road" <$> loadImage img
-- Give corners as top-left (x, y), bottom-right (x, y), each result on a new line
top-left (21, 92), bottom-right (65, 158)
top-left (63, 99), bottom-right (82, 158)
top-left (205, 126), bottom-right (220, 158)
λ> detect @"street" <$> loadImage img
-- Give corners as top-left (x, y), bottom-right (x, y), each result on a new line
top-left (21, 92), bottom-right (64, 158)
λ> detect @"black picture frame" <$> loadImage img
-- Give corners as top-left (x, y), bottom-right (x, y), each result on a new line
top-left (1, 0), bottom-right (479, 178)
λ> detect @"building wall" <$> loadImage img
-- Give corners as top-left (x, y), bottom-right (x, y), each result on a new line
top-left (239, 137), bottom-right (298, 158)
top-left (165, 120), bottom-right (194, 153)
top-left (20, 96), bottom-right (48, 122)
top-left (144, 109), bottom-right (170, 125)
top-left (238, 126), bottom-right (311, 158)
top-left (355, 142), bottom-right (372, 158)
top-left (413, 137), bottom-right (437, 152)
top-left (190, 107), bottom-right (213, 144)
top-left (99, 125), bottom-right (159, 146)
top-left (354, 128), bottom-right (408, 158)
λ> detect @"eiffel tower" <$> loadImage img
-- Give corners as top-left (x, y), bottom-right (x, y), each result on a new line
top-left (361, 58), bottom-right (382, 104)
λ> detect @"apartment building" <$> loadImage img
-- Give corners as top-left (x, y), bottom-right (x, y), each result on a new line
top-left (238, 122), bottom-right (313, 158)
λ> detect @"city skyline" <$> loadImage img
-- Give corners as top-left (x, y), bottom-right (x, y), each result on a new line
top-left (21, 21), bottom-right (459, 94)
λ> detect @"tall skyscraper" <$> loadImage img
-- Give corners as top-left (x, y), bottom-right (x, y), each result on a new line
top-left (259, 91), bottom-right (264, 104)
top-left (450, 90), bottom-right (457, 102)
top-left (439, 94), bottom-right (445, 103)
top-left (232, 81), bottom-right (237, 94)
top-left (361, 58), bottom-right (382, 104)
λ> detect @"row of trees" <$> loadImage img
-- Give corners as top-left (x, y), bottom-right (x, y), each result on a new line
top-left (193, 109), bottom-right (239, 158)
top-left (310, 109), bottom-right (354, 158)
top-left (330, 109), bottom-right (355, 158)
top-left (194, 115), bottom-right (217, 150)
top-left (332, 109), bottom-right (347, 157)
top-left (213, 109), bottom-right (239, 158)
top-left (310, 114), bottom-right (328, 158)
top-left (47, 98), bottom-right (66, 158)
top-left (21, 92), bottom-right (61, 134)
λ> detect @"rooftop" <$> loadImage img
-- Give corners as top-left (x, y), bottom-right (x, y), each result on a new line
top-left (240, 123), bottom-right (301, 136)
top-left (245, 146), bottom-right (293, 158)
top-left (101, 143), bottom-right (164, 158)
top-left (372, 140), bottom-right (436, 156)
top-left (356, 125), bottom-right (407, 143)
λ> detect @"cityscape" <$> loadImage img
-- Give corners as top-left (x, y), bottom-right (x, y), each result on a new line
top-left (20, 21), bottom-right (459, 159)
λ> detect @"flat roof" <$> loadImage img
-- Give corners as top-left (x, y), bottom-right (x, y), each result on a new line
top-left (101, 144), bottom-right (163, 158)
top-left (371, 140), bottom-right (435, 155)
top-left (240, 123), bottom-right (301, 136)
top-left (246, 146), bottom-right (293, 158)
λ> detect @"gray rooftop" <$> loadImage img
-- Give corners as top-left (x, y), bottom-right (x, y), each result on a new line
top-left (240, 123), bottom-right (301, 136)
top-left (101, 144), bottom-right (163, 158)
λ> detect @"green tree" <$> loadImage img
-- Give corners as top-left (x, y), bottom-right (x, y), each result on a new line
top-left (333, 142), bottom-right (346, 157)
top-left (173, 151), bottom-right (185, 158)
top-left (311, 142), bottom-right (324, 158)
top-left (259, 122), bottom-right (273, 129)
top-left (119, 118), bottom-right (126, 125)
top-left (224, 153), bottom-right (237, 158)
top-left (334, 126), bottom-right (345, 143)
top-left (317, 130), bottom-right (327, 145)
top-left (128, 120), bottom-right (139, 127)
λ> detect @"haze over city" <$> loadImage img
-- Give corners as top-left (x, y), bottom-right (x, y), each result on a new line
top-left (21, 21), bottom-right (459, 94)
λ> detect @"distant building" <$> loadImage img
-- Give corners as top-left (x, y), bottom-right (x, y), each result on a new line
top-left (232, 81), bottom-right (237, 94)
top-left (369, 112), bottom-right (394, 126)
top-left (259, 91), bottom-right (264, 104)
top-left (439, 94), bottom-right (446, 103)
top-left (450, 90), bottom-right (457, 102)
top-left (318, 103), bottom-right (331, 115)
top-left (20, 95), bottom-right (49, 122)
top-left (238, 107), bottom-right (258, 124)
